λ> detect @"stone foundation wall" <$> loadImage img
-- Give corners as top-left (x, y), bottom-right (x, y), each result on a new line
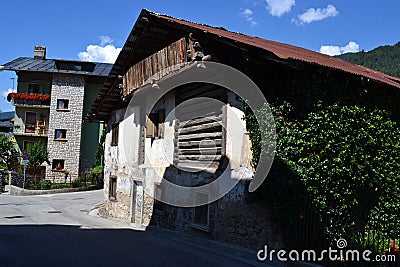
top-left (104, 191), bottom-right (131, 222)
top-left (142, 193), bottom-right (154, 226)
top-left (150, 179), bottom-right (283, 251)
top-left (214, 200), bottom-right (283, 250)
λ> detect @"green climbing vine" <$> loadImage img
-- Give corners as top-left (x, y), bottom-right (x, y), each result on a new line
top-left (244, 100), bottom-right (400, 250)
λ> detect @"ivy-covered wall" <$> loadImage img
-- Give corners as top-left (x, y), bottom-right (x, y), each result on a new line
top-left (241, 56), bottom-right (400, 254)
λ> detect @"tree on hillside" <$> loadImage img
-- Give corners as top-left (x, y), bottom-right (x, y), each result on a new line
top-left (337, 41), bottom-right (400, 78)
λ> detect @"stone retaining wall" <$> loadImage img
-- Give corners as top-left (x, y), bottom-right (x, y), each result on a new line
top-left (9, 185), bottom-right (102, 196)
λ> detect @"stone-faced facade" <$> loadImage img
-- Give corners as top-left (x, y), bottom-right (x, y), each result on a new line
top-left (46, 74), bottom-right (86, 182)
top-left (2, 47), bottom-right (112, 182)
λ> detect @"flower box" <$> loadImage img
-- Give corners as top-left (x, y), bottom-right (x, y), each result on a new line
top-left (7, 92), bottom-right (51, 104)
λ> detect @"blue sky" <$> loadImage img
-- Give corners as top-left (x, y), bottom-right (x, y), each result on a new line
top-left (0, 0), bottom-right (399, 111)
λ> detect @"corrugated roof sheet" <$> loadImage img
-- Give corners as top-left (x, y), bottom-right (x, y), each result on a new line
top-left (86, 9), bottom-right (400, 122)
top-left (0, 121), bottom-right (13, 128)
top-left (2, 57), bottom-right (113, 77)
top-left (152, 12), bottom-right (400, 90)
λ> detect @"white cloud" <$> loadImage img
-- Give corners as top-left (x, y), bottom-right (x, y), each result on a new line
top-left (99, 35), bottom-right (113, 46)
top-left (341, 41), bottom-right (360, 54)
top-left (249, 21), bottom-right (258, 27)
top-left (265, 0), bottom-right (295, 17)
top-left (78, 36), bottom-right (121, 63)
top-left (320, 46), bottom-right (341, 56)
top-left (293, 4), bottom-right (339, 25)
top-left (239, 8), bottom-right (258, 27)
top-left (241, 8), bottom-right (253, 17)
top-left (2, 88), bottom-right (16, 98)
top-left (320, 41), bottom-right (360, 56)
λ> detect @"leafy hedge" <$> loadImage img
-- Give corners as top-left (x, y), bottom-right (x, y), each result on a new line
top-left (244, 101), bottom-right (400, 249)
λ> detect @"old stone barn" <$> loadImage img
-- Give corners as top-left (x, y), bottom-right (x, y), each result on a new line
top-left (87, 9), bottom-right (400, 250)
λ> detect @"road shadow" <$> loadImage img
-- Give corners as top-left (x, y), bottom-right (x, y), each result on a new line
top-left (0, 224), bottom-right (249, 267)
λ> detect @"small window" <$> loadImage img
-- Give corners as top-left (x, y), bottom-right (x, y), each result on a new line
top-left (55, 61), bottom-right (95, 72)
top-left (193, 192), bottom-right (210, 228)
top-left (55, 129), bottom-right (67, 140)
top-left (146, 110), bottom-right (165, 139)
top-left (25, 112), bottom-right (37, 134)
top-left (28, 84), bottom-right (40, 94)
top-left (57, 99), bottom-right (69, 110)
top-left (111, 123), bottom-right (119, 146)
top-left (52, 159), bottom-right (65, 170)
top-left (109, 176), bottom-right (117, 200)
top-left (23, 141), bottom-right (34, 152)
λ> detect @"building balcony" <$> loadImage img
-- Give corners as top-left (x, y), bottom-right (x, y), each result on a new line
top-left (8, 93), bottom-right (50, 108)
top-left (13, 124), bottom-right (48, 137)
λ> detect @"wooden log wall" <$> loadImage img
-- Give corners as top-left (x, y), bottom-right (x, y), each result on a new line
top-left (123, 37), bottom-right (189, 96)
top-left (174, 83), bottom-right (227, 171)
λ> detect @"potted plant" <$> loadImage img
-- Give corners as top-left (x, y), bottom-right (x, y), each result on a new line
top-left (7, 92), bottom-right (51, 105)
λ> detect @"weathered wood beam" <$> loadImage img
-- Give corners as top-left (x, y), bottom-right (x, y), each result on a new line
top-left (177, 132), bottom-right (222, 141)
top-left (178, 155), bottom-right (222, 161)
top-left (175, 162), bottom-right (220, 172)
top-left (178, 147), bottom-right (222, 155)
top-left (178, 139), bottom-right (222, 148)
top-left (178, 121), bottom-right (222, 134)
top-left (178, 115), bottom-right (222, 128)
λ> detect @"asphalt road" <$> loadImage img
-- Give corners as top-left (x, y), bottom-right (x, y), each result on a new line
top-left (0, 190), bottom-right (261, 267)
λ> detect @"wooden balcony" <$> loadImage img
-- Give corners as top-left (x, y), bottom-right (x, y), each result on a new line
top-left (122, 37), bottom-right (191, 96)
top-left (13, 120), bottom-right (48, 137)
top-left (11, 99), bottom-right (50, 109)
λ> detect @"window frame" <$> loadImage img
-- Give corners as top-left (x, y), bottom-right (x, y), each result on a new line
top-left (23, 140), bottom-right (34, 152)
top-left (54, 129), bottom-right (67, 140)
top-left (57, 99), bottom-right (70, 110)
top-left (109, 176), bottom-right (117, 200)
top-left (27, 83), bottom-right (40, 94)
top-left (111, 123), bottom-right (119, 147)
top-left (146, 109), bottom-right (165, 139)
top-left (25, 112), bottom-right (37, 134)
top-left (52, 159), bottom-right (65, 171)
top-left (191, 192), bottom-right (210, 231)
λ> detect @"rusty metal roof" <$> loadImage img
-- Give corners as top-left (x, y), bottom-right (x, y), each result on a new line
top-left (152, 12), bottom-right (400, 89)
top-left (87, 9), bottom-right (400, 122)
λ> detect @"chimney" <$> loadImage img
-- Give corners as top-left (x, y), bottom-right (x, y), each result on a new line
top-left (34, 46), bottom-right (46, 60)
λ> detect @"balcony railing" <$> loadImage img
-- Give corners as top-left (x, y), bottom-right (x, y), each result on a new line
top-left (7, 93), bottom-right (50, 107)
top-left (13, 124), bottom-right (48, 136)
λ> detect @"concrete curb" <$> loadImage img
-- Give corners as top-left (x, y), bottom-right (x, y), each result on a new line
top-left (88, 205), bottom-right (147, 231)
top-left (9, 185), bottom-right (102, 196)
